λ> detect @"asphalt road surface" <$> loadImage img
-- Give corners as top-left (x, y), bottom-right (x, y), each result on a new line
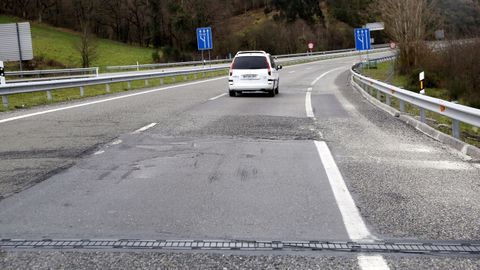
top-left (0, 52), bottom-right (479, 269)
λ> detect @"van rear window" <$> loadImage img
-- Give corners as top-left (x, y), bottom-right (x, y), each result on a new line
top-left (232, 56), bottom-right (268, 69)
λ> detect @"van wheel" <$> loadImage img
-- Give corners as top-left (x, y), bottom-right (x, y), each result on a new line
top-left (229, 90), bottom-right (236, 97)
top-left (268, 90), bottom-right (275, 97)
top-left (274, 86), bottom-right (279, 95)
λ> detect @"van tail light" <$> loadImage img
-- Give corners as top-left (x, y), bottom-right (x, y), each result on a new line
top-left (265, 58), bottom-right (271, 76)
top-left (229, 61), bottom-right (234, 76)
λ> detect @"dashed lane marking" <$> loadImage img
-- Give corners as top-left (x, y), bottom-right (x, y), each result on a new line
top-left (209, 93), bottom-right (228, 101)
top-left (132, 123), bottom-right (157, 134)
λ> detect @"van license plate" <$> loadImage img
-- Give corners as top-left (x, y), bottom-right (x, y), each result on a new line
top-left (242, 74), bottom-right (257, 80)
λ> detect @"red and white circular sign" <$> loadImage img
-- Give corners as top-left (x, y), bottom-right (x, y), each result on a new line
top-left (308, 42), bottom-right (314, 49)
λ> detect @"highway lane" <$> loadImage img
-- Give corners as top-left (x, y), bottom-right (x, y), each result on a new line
top-left (0, 51), bottom-right (479, 269)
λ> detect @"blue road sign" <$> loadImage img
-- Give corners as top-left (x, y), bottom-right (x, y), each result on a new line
top-left (354, 28), bottom-right (371, 51)
top-left (196, 27), bottom-right (213, 50)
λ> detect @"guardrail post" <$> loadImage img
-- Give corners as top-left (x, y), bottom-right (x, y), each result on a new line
top-left (419, 108), bottom-right (426, 123)
top-left (106, 84), bottom-right (110, 93)
top-left (376, 89), bottom-right (381, 100)
top-left (452, 119), bottom-right (461, 139)
top-left (194, 73), bottom-right (197, 79)
top-left (202, 72), bottom-right (206, 78)
top-left (144, 80), bottom-right (149, 86)
top-left (2, 96), bottom-right (8, 109)
top-left (386, 94), bottom-right (391, 106)
top-left (80, 86), bottom-right (84, 97)
top-left (399, 100), bottom-right (405, 112)
top-left (172, 77), bottom-right (176, 83)
top-left (160, 78), bottom-right (164, 85)
top-left (127, 82), bottom-right (131, 89)
top-left (183, 75), bottom-right (187, 81)
top-left (46, 90), bottom-right (52, 100)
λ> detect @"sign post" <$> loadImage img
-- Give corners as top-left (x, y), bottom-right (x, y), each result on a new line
top-left (196, 27), bottom-right (213, 66)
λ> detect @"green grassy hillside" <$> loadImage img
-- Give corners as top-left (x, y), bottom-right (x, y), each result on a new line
top-left (0, 15), bottom-right (156, 68)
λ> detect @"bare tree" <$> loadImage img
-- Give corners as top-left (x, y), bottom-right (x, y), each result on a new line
top-left (73, 0), bottom-right (97, 67)
top-left (75, 24), bottom-right (98, 67)
top-left (374, 0), bottom-right (440, 73)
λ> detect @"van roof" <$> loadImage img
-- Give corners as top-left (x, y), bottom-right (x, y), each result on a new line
top-left (235, 51), bottom-right (269, 56)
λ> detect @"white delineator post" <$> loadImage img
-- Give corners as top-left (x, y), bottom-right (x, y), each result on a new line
top-left (0, 61), bottom-right (5, 85)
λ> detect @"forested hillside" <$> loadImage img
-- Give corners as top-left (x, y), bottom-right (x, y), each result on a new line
top-left (1, 0), bottom-right (479, 62)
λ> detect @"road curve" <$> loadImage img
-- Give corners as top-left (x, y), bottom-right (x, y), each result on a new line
top-left (0, 52), bottom-right (479, 269)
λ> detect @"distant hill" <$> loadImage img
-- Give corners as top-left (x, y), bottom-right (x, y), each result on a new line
top-left (0, 15), bottom-right (155, 69)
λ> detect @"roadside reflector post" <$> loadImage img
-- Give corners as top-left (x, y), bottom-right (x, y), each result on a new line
top-left (194, 73), bottom-right (197, 79)
top-left (172, 77), bottom-right (176, 83)
top-left (127, 81), bottom-right (131, 89)
top-left (144, 80), bottom-right (149, 86)
top-left (80, 86), bottom-right (84, 97)
top-left (419, 71), bottom-right (425, 95)
top-left (1, 95), bottom-right (8, 109)
top-left (0, 61), bottom-right (5, 85)
top-left (452, 119), bottom-right (461, 139)
top-left (106, 84), bottom-right (110, 93)
top-left (46, 90), bottom-right (52, 100)
top-left (377, 89), bottom-right (381, 100)
top-left (160, 78), bottom-right (164, 85)
top-left (183, 75), bottom-right (187, 81)
top-left (386, 94), bottom-right (391, 106)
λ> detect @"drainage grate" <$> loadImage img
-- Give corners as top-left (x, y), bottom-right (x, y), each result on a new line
top-left (1, 239), bottom-right (480, 255)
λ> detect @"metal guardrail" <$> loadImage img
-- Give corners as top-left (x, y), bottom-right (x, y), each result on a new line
top-left (5, 67), bottom-right (99, 77)
top-left (106, 45), bottom-right (391, 72)
top-left (0, 47), bottom-right (391, 109)
top-left (351, 58), bottom-right (480, 139)
top-left (106, 59), bottom-right (230, 71)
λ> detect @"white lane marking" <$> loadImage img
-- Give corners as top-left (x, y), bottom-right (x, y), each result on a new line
top-left (315, 141), bottom-right (391, 270)
top-left (111, 139), bottom-right (122, 145)
top-left (94, 150), bottom-right (105, 155)
top-left (311, 67), bottom-right (345, 86)
top-left (288, 71), bottom-right (296, 74)
top-left (314, 141), bottom-right (373, 240)
top-left (0, 77), bottom-right (226, 124)
top-left (132, 122), bottom-right (157, 134)
top-left (208, 93), bottom-right (227, 101)
top-left (358, 255), bottom-right (391, 270)
top-left (305, 87), bottom-right (314, 118)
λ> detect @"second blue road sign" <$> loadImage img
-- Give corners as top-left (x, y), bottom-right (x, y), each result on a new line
top-left (354, 28), bottom-right (371, 51)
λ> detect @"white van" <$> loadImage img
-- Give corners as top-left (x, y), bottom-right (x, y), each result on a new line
top-left (228, 51), bottom-right (282, 97)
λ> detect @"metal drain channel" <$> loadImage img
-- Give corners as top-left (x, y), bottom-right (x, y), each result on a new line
top-left (1, 239), bottom-right (480, 255)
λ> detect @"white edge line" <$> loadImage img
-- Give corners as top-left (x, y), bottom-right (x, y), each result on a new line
top-left (132, 122), bottom-right (157, 134)
top-left (0, 77), bottom-right (226, 124)
top-left (314, 141), bottom-right (373, 241)
top-left (315, 141), bottom-right (390, 270)
top-left (358, 255), bottom-right (391, 270)
top-left (305, 91), bottom-right (314, 118)
top-left (208, 93), bottom-right (227, 101)
top-left (311, 67), bottom-right (345, 86)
